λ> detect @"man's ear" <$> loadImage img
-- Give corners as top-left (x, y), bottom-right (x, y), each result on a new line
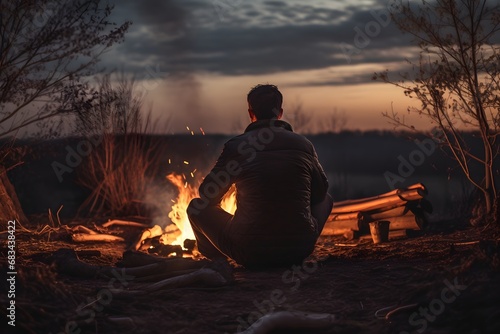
top-left (248, 109), bottom-right (257, 122)
top-left (277, 108), bottom-right (283, 120)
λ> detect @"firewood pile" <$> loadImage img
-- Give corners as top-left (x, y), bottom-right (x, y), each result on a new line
top-left (322, 183), bottom-right (431, 239)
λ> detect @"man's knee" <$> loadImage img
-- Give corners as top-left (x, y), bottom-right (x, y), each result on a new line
top-left (312, 193), bottom-right (334, 225)
top-left (187, 197), bottom-right (209, 217)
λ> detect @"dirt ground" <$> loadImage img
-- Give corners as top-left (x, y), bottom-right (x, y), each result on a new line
top-left (1, 219), bottom-right (500, 334)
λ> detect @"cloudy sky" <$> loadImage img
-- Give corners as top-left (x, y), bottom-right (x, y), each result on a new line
top-left (101, 0), bottom-right (426, 134)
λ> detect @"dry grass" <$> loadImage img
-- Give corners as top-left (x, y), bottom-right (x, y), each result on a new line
top-left (77, 133), bottom-right (162, 217)
top-left (74, 73), bottom-right (166, 217)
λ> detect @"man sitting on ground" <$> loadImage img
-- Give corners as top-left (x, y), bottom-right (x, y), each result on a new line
top-left (187, 84), bottom-right (333, 268)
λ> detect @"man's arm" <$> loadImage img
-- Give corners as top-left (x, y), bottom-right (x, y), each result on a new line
top-left (310, 149), bottom-right (329, 205)
top-left (198, 143), bottom-right (236, 206)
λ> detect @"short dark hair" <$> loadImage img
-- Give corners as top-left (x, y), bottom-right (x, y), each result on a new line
top-left (247, 84), bottom-right (283, 120)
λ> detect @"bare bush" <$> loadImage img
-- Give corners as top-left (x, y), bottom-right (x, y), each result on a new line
top-left (74, 74), bottom-right (163, 217)
top-left (0, 0), bottom-right (130, 139)
top-left (374, 0), bottom-right (499, 218)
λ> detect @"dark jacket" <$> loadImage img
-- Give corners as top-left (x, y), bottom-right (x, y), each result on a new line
top-left (198, 120), bottom-right (328, 266)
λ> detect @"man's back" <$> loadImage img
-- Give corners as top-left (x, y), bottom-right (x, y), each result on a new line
top-left (226, 119), bottom-right (327, 234)
top-left (187, 84), bottom-right (332, 268)
top-left (197, 120), bottom-right (328, 266)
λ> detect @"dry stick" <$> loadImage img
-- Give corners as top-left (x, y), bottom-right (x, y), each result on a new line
top-left (56, 205), bottom-right (63, 226)
top-left (71, 225), bottom-right (98, 235)
top-left (384, 303), bottom-right (419, 320)
top-left (102, 219), bottom-right (148, 228)
top-left (453, 241), bottom-right (480, 246)
top-left (15, 219), bottom-right (34, 233)
top-left (240, 311), bottom-right (337, 334)
top-left (71, 233), bottom-right (124, 242)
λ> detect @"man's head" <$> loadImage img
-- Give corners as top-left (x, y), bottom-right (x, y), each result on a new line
top-left (247, 84), bottom-right (283, 121)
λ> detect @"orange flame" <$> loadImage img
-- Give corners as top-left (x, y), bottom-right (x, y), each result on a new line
top-left (166, 172), bottom-right (236, 246)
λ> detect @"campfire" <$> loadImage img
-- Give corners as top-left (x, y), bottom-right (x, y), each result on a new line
top-left (137, 172), bottom-right (237, 254)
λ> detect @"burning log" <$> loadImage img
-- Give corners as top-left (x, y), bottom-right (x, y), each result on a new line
top-left (134, 225), bottom-right (163, 250)
top-left (134, 224), bottom-right (182, 251)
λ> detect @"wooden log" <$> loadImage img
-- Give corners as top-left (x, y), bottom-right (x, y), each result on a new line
top-left (332, 183), bottom-right (426, 208)
top-left (331, 188), bottom-right (425, 214)
top-left (384, 212), bottom-right (426, 230)
top-left (323, 210), bottom-right (426, 236)
top-left (361, 206), bottom-right (409, 221)
top-left (328, 211), bottom-right (362, 221)
top-left (321, 226), bottom-right (351, 236)
top-left (363, 210), bottom-right (425, 230)
top-left (321, 219), bottom-right (361, 236)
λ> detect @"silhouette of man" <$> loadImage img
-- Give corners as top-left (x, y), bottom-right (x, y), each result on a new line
top-left (187, 84), bottom-right (333, 268)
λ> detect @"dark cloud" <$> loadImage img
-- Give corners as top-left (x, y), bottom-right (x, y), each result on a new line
top-left (103, 0), bottom-right (416, 84)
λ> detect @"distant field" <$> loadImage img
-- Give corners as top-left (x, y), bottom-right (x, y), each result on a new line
top-left (3, 131), bottom-right (491, 223)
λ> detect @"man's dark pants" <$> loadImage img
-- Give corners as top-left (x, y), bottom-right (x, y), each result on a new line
top-left (187, 194), bottom-right (334, 265)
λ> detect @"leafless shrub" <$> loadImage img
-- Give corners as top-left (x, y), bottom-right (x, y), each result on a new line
top-left (75, 74), bottom-right (164, 217)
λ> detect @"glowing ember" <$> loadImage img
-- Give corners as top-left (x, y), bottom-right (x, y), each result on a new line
top-left (166, 172), bottom-right (236, 246)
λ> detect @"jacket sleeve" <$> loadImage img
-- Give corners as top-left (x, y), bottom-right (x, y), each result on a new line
top-left (310, 148), bottom-right (329, 205)
top-left (198, 143), bottom-right (235, 206)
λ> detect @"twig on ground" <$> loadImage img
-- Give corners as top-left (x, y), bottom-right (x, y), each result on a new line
top-left (71, 225), bottom-right (98, 235)
top-left (453, 241), bottom-right (480, 246)
top-left (102, 219), bottom-right (148, 228)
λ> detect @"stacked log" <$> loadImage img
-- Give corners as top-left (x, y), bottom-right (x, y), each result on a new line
top-left (321, 183), bottom-right (430, 238)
